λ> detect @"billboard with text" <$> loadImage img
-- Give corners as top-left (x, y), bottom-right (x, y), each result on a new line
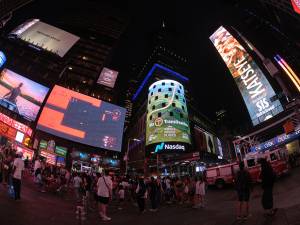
top-left (210, 26), bottom-right (283, 125)
top-left (10, 19), bottom-right (80, 57)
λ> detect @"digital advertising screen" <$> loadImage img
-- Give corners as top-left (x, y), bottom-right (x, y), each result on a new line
top-left (97, 67), bottom-right (119, 88)
top-left (291, 0), bottom-right (300, 14)
top-left (10, 19), bottom-right (80, 57)
top-left (40, 150), bottom-right (56, 165)
top-left (146, 80), bottom-right (191, 153)
top-left (0, 69), bottom-right (49, 121)
top-left (210, 26), bottom-right (283, 125)
top-left (0, 51), bottom-right (6, 68)
top-left (37, 85), bottom-right (126, 152)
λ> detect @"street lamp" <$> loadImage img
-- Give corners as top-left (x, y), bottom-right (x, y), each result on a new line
top-left (124, 138), bottom-right (141, 175)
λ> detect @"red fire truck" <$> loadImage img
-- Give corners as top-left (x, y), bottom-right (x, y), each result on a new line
top-left (206, 148), bottom-right (290, 189)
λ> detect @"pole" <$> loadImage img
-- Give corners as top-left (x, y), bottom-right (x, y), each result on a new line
top-left (125, 139), bottom-right (130, 175)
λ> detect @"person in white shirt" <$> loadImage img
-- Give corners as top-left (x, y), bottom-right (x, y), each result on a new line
top-left (194, 176), bottom-right (206, 208)
top-left (118, 185), bottom-right (125, 210)
top-left (97, 170), bottom-right (112, 221)
top-left (73, 173), bottom-right (82, 202)
top-left (12, 152), bottom-right (25, 200)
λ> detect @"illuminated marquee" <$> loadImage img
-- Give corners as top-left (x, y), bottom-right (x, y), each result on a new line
top-left (0, 112), bottom-right (32, 136)
top-left (210, 26), bottom-right (283, 125)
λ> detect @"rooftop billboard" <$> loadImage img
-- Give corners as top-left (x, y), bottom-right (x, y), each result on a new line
top-left (97, 67), bottom-right (119, 88)
top-left (10, 19), bottom-right (80, 57)
top-left (210, 26), bottom-right (283, 125)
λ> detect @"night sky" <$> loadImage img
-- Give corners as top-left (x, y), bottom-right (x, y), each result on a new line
top-left (4, 0), bottom-right (252, 128)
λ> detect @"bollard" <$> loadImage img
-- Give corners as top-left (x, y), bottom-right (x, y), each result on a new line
top-left (76, 206), bottom-right (86, 225)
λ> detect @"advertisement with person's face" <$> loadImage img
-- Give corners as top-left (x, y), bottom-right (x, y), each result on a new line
top-left (37, 85), bottom-right (126, 152)
top-left (210, 26), bottom-right (283, 125)
top-left (0, 69), bottom-right (49, 121)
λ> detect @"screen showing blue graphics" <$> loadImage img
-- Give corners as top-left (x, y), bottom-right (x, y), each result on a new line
top-left (210, 26), bottom-right (283, 125)
top-left (0, 51), bottom-right (6, 68)
top-left (37, 85), bottom-right (126, 152)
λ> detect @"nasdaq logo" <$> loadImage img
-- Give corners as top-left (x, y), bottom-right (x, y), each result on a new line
top-left (155, 142), bottom-right (165, 153)
top-left (154, 142), bottom-right (185, 153)
top-left (0, 51), bottom-right (6, 68)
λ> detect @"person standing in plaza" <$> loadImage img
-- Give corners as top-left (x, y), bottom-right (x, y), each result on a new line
top-left (12, 152), bottom-right (24, 200)
top-left (149, 177), bottom-right (158, 212)
top-left (235, 161), bottom-right (252, 220)
top-left (73, 173), bottom-right (82, 202)
top-left (97, 170), bottom-right (112, 221)
top-left (260, 158), bottom-right (277, 216)
top-left (136, 177), bottom-right (147, 213)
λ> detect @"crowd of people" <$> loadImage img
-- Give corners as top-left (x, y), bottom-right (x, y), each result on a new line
top-left (0, 144), bottom-right (295, 222)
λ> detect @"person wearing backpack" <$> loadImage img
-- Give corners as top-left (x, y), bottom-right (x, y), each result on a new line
top-left (259, 158), bottom-right (277, 216)
top-left (235, 161), bottom-right (252, 220)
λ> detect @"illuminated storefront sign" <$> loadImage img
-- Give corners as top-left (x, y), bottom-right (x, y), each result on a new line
top-left (250, 129), bottom-right (300, 152)
top-left (40, 150), bottom-right (56, 165)
top-left (0, 112), bottom-right (32, 136)
top-left (210, 26), bottom-right (283, 125)
top-left (146, 80), bottom-right (191, 153)
top-left (291, 0), bottom-right (300, 14)
top-left (154, 143), bottom-right (185, 153)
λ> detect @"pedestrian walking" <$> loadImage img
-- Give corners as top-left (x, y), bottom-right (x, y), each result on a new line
top-left (12, 152), bottom-right (24, 200)
top-left (194, 176), bottom-right (206, 208)
top-left (235, 162), bottom-right (252, 220)
top-left (118, 185), bottom-right (125, 210)
top-left (97, 170), bottom-right (112, 221)
top-left (73, 173), bottom-right (82, 202)
top-left (259, 158), bottom-right (277, 216)
top-left (136, 177), bottom-right (147, 213)
top-left (149, 177), bottom-right (159, 212)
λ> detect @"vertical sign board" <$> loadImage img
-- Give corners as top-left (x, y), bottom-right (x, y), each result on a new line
top-left (210, 26), bottom-right (283, 125)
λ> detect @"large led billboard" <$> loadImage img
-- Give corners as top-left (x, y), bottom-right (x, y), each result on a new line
top-left (210, 26), bottom-right (283, 125)
top-left (97, 67), bottom-right (119, 88)
top-left (146, 80), bottom-right (191, 153)
top-left (37, 85), bottom-right (126, 152)
top-left (0, 69), bottom-right (49, 121)
top-left (10, 19), bottom-right (80, 57)
top-left (291, 0), bottom-right (300, 14)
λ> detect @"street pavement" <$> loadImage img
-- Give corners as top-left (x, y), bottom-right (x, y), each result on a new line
top-left (1, 168), bottom-right (300, 225)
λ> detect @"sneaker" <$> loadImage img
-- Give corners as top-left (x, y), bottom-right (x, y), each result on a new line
top-left (236, 216), bottom-right (242, 221)
top-left (102, 217), bottom-right (111, 221)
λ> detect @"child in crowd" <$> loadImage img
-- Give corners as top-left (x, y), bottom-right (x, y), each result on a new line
top-left (118, 185), bottom-right (125, 210)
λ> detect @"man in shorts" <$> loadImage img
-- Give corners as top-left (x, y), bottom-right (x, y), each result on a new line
top-left (97, 170), bottom-right (112, 221)
top-left (235, 162), bottom-right (252, 220)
